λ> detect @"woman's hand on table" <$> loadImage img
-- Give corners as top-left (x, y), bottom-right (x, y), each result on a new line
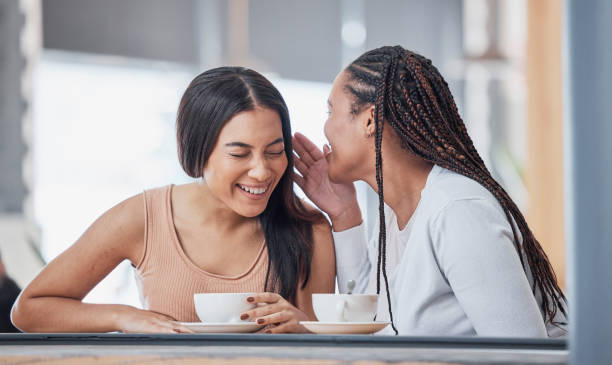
top-left (240, 293), bottom-right (310, 334)
top-left (115, 306), bottom-right (194, 334)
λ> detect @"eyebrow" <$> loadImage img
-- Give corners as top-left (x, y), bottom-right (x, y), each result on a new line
top-left (225, 138), bottom-right (284, 148)
top-left (327, 100), bottom-right (332, 108)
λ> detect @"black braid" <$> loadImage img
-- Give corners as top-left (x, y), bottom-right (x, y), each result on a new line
top-left (373, 51), bottom-right (400, 335)
top-left (345, 45), bottom-right (567, 332)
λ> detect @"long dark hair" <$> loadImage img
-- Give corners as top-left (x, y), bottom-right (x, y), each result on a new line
top-left (344, 46), bottom-right (567, 334)
top-left (176, 66), bottom-right (321, 303)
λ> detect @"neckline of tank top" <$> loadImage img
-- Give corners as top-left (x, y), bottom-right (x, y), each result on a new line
top-left (165, 184), bottom-right (267, 280)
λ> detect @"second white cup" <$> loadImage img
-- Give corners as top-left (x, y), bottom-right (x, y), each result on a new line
top-left (312, 294), bottom-right (378, 322)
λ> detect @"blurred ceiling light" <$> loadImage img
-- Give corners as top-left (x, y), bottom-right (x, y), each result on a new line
top-left (341, 20), bottom-right (367, 48)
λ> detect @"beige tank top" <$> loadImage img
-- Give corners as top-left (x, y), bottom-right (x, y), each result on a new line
top-left (135, 185), bottom-right (270, 322)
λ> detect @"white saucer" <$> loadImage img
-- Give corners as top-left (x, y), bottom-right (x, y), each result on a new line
top-left (177, 322), bottom-right (263, 333)
top-left (300, 321), bottom-right (390, 335)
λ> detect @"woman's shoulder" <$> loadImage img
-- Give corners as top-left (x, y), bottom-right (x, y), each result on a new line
top-left (77, 192), bottom-right (147, 265)
top-left (298, 200), bottom-right (335, 277)
top-left (143, 184), bottom-right (173, 199)
top-left (300, 199), bottom-right (332, 234)
top-left (97, 192), bottom-right (146, 231)
top-left (420, 166), bottom-right (502, 217)
top-left (295, 199), bottom-right (333, 253)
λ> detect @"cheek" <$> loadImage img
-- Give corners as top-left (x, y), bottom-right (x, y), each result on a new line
top-left (329, 127), bottom-right (369, 179)
top-left (204, 160), bottom-right (242, 193)
top-left (324, 117), bottom-right (342, 140)
top-left (273, 155), bottom-right (289, 181)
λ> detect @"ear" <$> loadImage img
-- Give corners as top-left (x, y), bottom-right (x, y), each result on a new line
top-left (361, 105), bottom-right (376, 138)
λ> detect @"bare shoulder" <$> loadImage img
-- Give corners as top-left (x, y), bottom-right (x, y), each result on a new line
top-left (298, 200), bottom-right (333, 257)
top-left (300, 199), bottom-right (332, 235)
top-left (299, 200), bottom-right (335, 296)
top-left (98, 193), bottom-right (145, 235)
top-left (83, 192), bottom-right (146, 264)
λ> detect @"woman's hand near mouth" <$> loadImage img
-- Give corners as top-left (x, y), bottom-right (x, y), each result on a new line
top-left (292, 133), bottom-right (362, 231)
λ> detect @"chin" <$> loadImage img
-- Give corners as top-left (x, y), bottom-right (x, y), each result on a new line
top-left (238, 209), bottom-right (265, 218)
top-left (236, 204), bottom-right (267, 218)
top-left (328, 165), bottom-right (350, 184)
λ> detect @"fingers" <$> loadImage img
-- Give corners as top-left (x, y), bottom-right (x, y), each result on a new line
top-left (266, 320), bottom-right (298, 334)
top-left (149, 310), bottom-right (178, 321)
top-left (293, 135), bottom-right (315, 166)
top-left (237, 292), bottom-right (304, 334)
top-left (159, 317), bottom-right (184, 332)
top-left (293, 172), bottom-right (305, 189)
top-left (240, 293), bottom-right (285, 322)
top-left (247, 292), bottom-right (281, 305)
top-left (152, 319), bottom-right (189, 334)
top-left (170, 321), bottom-right (195, 333)
top-left (294, 155), bottom-right (309, 176)
top-left (240, 302), bottom-right (282, 322)
top-left (294, 133), bottom-right (325, 161)
top-left (323, 144), bottom-right (331, 156)
top-left (254, 310), bottom-right (292, 327)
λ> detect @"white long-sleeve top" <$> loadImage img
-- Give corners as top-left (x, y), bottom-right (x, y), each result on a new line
top-left (333, 165), bottom-right (567, 337)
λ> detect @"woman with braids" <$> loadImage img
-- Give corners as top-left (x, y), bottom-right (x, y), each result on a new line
top-left (12, 67), bottom-right (335, 334)
top-left (293, 46), bottom-right (567, 337)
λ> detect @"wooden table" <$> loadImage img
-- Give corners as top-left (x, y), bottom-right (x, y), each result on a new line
top-left (0, 334), bottom-right (567, 364)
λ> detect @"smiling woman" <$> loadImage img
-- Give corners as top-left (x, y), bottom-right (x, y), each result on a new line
top-left (11, 67), bottom-right (336, 334)
top-left (203, 109), bottom-right (288, 216)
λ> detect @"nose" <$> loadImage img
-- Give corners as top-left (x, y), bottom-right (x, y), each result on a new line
top-left (248, 155), bottom-right (272, 182)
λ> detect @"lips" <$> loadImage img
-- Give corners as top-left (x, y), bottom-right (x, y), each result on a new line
top-left (236, 184), bottom-right (270, 199)
top-left (237, 184), bottom-right (268, 195)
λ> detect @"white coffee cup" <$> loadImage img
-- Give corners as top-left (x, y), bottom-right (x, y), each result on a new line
top-left (312, 294), bottom-right (378, 322)
top-left (193, 293), bottom-right (256, 323)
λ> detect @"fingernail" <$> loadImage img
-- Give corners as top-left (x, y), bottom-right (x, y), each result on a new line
top-left (257, 318), bottom-right (265, 324)
top-left (247, 297), bottom-right (254, 302)
top-left (240, 314), bottom-right (249, 320)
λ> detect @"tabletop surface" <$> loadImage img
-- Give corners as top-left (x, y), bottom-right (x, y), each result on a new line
top-left (0, 334), bottom-right (568, 364)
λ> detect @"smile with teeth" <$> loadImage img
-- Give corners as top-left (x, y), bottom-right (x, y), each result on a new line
top-left (237, 184), bottom-right (268, 195)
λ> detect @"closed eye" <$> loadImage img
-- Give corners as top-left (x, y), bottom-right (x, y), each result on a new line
top-left (229, 153), bottom-right (249, 158)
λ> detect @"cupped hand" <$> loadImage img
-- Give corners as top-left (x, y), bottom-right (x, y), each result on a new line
top-left (292, 133), bottom-right (361, 228)
top-left (116, 307), bottom-right (194, 334)
top-left (240, 293), bottom-right (310, 334)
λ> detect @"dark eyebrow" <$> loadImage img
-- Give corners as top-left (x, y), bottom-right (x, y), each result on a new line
top-left (327, 99), bottom-right (332, 108)
top-left (225, 138), bottom-right (284, 149)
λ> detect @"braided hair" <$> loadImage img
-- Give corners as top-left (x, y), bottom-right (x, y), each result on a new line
top-left (344, 46), bottom-right (567, 334)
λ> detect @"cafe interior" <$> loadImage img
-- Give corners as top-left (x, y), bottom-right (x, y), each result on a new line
top-left (0, 0), bottom-right (610, 363)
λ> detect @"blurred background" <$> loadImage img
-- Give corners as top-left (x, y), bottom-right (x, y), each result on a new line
top-left (0, 0), bottom-right (565, 311)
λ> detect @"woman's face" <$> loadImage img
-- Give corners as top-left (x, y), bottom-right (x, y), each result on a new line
top-left (203, 107), bottom-right (288, 217)
top-left (324, 71), bottom-right (374, 183)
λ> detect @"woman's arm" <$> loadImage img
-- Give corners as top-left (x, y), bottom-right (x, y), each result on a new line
top-left (331, 221), bottom-right (371, 294)
top-left (11, 194), bottom-right (191, 333)
top-left (292, 132), bottom-right (370, 294)
top-left (240, 217), bottom-right (336, 333)
top-left (432, 198), bottom-right (548, 337)
top-left (294, 219), bottom-right (336, 320)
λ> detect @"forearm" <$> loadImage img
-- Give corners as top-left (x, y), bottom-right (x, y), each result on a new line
top-left (12, 296), bottom-right (134, 333)
top-left (332, 222), bottom-right (371, 293)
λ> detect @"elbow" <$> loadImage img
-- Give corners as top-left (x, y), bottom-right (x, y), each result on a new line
top-left (10, 295), bottom-right (31, 332)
